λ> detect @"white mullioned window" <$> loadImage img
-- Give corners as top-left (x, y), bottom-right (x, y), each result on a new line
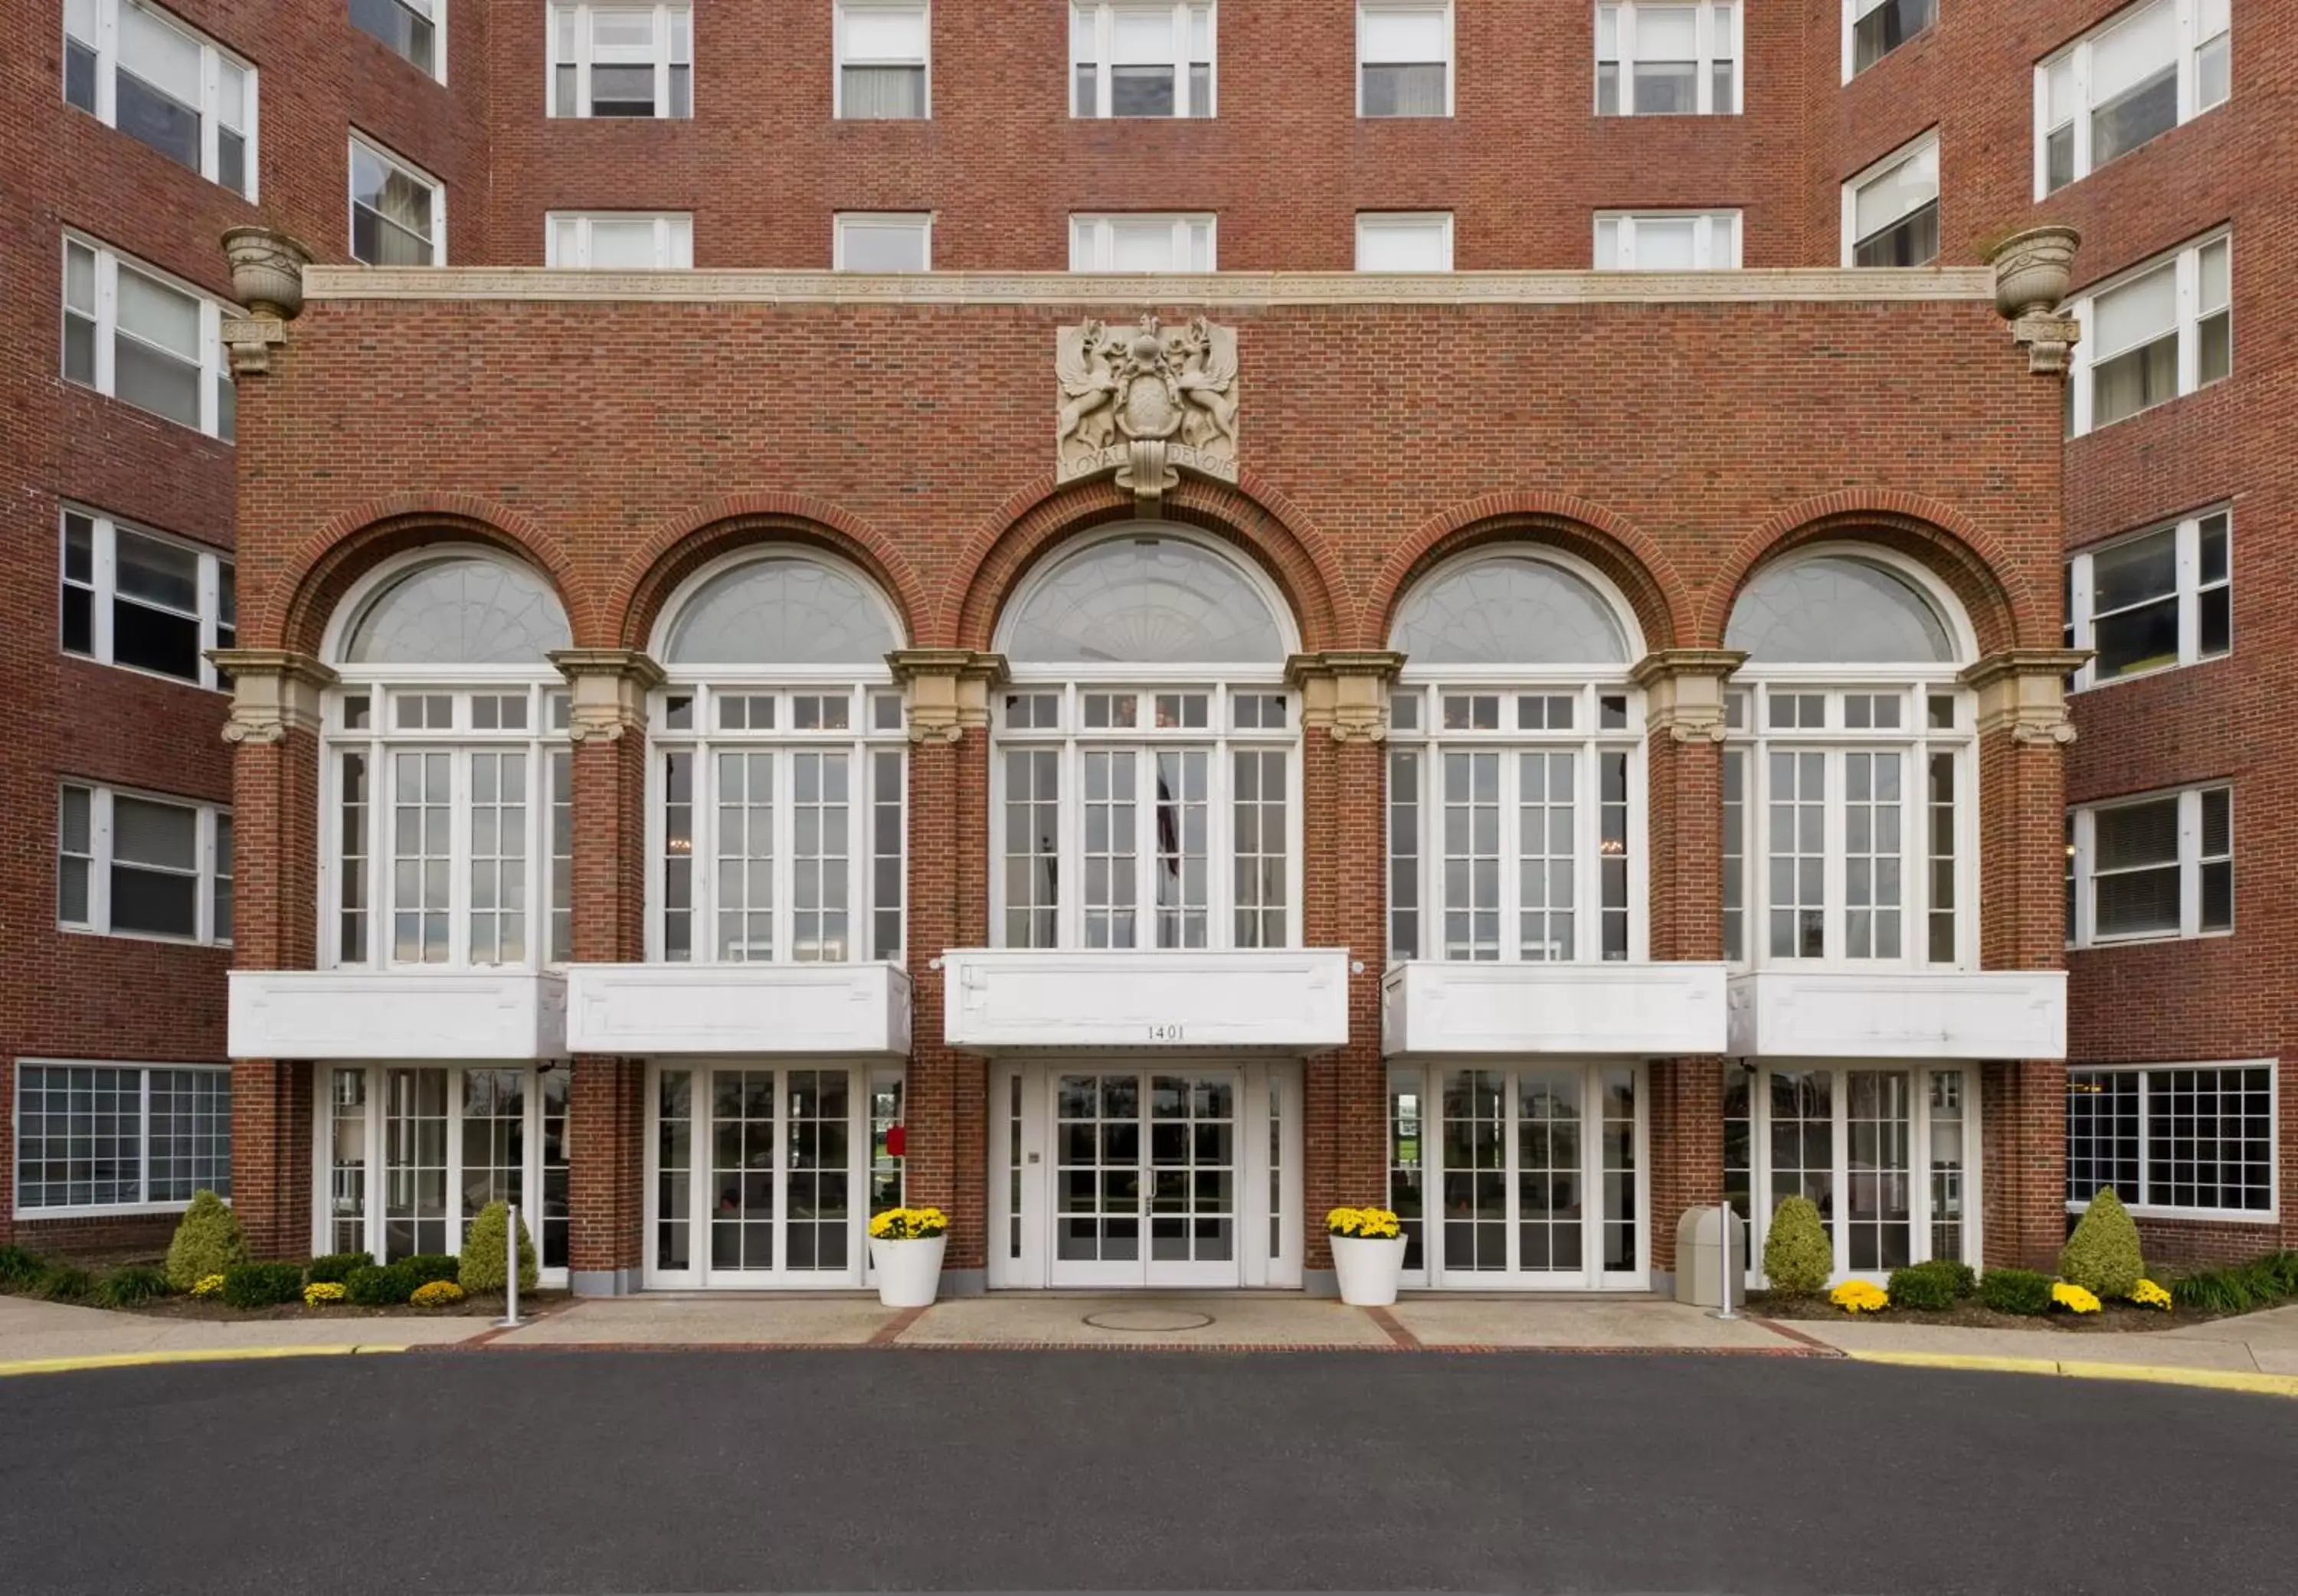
top-left (1842, 131), bottom-right (1940, 267)
top-left (61, 234), bottom-right (235, 440)
top-left (648, 553), bottom-right (908, 966)
top-left (2064, 506), bottom-right (2230, 691)
top-left (1845, 0), bottom-right (1935, 80)
top-left (1384, 552), bottom-right (1648, 966)
top-left (836, 1), bottom-right (928, 119)
top-left (321, 552), bottom-right (576, 970)
top-left (15, 1061), bottom-right (231, 1215)
top-left (60, 507), bottom-right (234, 689)
top-left (1597, 2), bottom-right (1740, 116)
top-left (1069, 214), bottom-right (1216, 271)
top-left (2038, 0), bottom-right (2230, 197)
top-left (1358, 2), bottom-right (1452, 117)
top-left (1720, 551), bottom-right (1978, 969)
top-left (1595, 210), bottom-right (1740, 269)
top-left (550, 2), bottom-right (691, 118)
top-left (59, 782), bottom-right (231, 946)
top-left (2065, 783), bottom-right (2231, 948)
top-left (349, 0), bottom-right (441, 79)
top-left (833, 212), bottom-right (932, 272)
top-left (1072, 1), bottom-right (1213, 117)
top-left (547, 211), bottom-right (693, 268)
top-left (1356, 211), bottom-right (1453, 271)
top-left (349, 134), bottom-right (444, 267)
top-left (62, 0), bottom-right (256, 198)
top-left (2067, 1062), bottom-right (2273, 1218)
top-left (992, 531), bottom-right (1300, 952)
top-left (2064, 230), bottom-right (2231, 437)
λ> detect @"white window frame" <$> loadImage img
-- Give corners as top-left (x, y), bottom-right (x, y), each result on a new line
top-left (348, 133), bottom-right (446, 267)
top-left (2034, 0), bottom-right (2231, 198)
top-left (1355, 211), bottom-right (1454, 272)
top-left (59, 505), bottom-right (234, 691)
top-left (548, 2), bottom-right (691, 118)
top-left (545, 211), bottom-right (693, 269)
top-left (1070, 0), bottom-right (1215, 119)
top-left (62, 0), bottom-right (258, 198)
top-left (1842, 0), bottom-right (1937, 82)
top-left (1357, 1), bottom-right (1454, 118)
top-left (2064, 229), bottom-right (2231, 438)
top-left (14, 1060), bottom-right (231, 1218)
top-left (349, 0), bottom-right (444, 82)
top-left (2066, 782), bottom-right (2231, 949)
top-left (59, 781), bottom-right (232, 947)
top-left (833, 211), bottom-right (934, 272)
top-left (1069, 213), bottom-right (1217, 272)
top-left (1594, 210), bottom-right (1742, 270)
top-left (1597, 1), bottom-right (1741, 116)
top-left (2065, 1061), bottom-right (2276, 1222)
top-left (2065, 505), bottom-right (2231, 692)
top-left (1841, 130), bottom-right (1940, 267)
top-left (833, 0), bottom-right (931, 119)
top-left (61, 233), bottom-right (236, 441)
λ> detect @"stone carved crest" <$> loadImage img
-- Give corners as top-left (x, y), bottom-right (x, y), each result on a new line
top-left (1056, 315), bottom-right (1239, 509)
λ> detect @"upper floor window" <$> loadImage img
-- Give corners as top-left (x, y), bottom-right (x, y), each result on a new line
top-left (834, 212), bottom-right (931, 272)
top-left (2066, 231), bottom-right (2230, 437)
top-left (61, 235), bottom-right (234, 441)
top-left (1843, 132), bottom-right (1939, 267)
top-left (1596, 210), bottom-right (1740, 269)
top-left (836, 2), bottom-right (928, 119)
top-left (349, 136), bottom-right (444, 267)
top-left (61, 507), bottom-right (234, 689)
top-left (2064, 507), bottom-right (2229, 690)
top-left (551, 3), bottom-right (691, 118)
top-left (64, 0), bottom-right (255, 198)
top-left (547, 211), bottom-right (693, 268)
top-left (993, 532), bottom-right (1298, 951)
top-left (2039, 0), bottom-right (2229, 196)
top-left (1359, 2), bottom-right (1451, 117)
top-left (2065, 783), bottom-right (2231, 947)
top-left (1385, 554), bottom-right (1645, 965)
top-left (1070, 214), bottom-right (1216, 271)
top-left (1598, 2), bottom-right (1740, 116)
top-left (1722, 552), bottom-right (1976, 968)
top-left (1357, 211), bottom-right (1453, 272)
top-left (1846, 0), bottom-right (1934, 79)
top-left (322, 554), bottom-right (575, 969)
top-left (650, 554), bottom-right (908, 964)
top-left (1072, 2), bottom-right (1212, 117)
top-left (61, 782), bottom-right (231, 945)
top-left (349, 0), bottom-right (440, 79)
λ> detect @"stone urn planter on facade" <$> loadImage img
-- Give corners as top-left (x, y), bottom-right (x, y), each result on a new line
top-left (221, 226), bottom-right (315, 318)
top-left (868, 1207), bottom-right (949, 1308)
top-left (1985, 224), bottom-right (2082, 317)
top-left (1328, 1207), bottom-right (1409, 1307)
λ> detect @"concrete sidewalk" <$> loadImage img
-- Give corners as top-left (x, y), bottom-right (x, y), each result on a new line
top-left (0, 1292), bottom-right (489, 1368)
top-left (1790, 1301), bottom-right (2298, 1376)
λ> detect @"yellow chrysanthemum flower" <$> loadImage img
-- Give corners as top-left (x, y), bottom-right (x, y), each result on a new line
top-left (1829, 1280), bottom-right (1890, 1314)
top-left (2129, 1278), bottom-right (2172, 1311)
top-left (2051, 1282), bottom-right (2102, 1314)
top-left (303, 1281), bottom-right (347, 1306)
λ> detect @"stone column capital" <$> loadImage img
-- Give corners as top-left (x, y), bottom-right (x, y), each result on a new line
top-left (548, 648), bottom-right (666, 743)
top-left (1285, 650), bottom-right (1407, 744)
top-left (1629, 648), bottom-right (1747, 743)
top-left (210, 649), bottom-right (339, 744)
top-left (886, 649), bottom-right (1009, 743)
top-left (1958, 648), bottom-right (2091, 745)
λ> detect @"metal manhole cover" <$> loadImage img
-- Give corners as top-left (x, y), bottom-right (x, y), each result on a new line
top-left (1082, 1308), bottom-right (1216, 1332)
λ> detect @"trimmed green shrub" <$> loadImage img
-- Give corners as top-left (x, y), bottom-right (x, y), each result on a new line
top-left (1979, 1267), bottom-right (2054, 1316)
top-left (165, 1189), bottom-right (250, 1290)
top-left (1887, 1261), bottom-right (1961, 1312)
top-left (33, 1265), bottom-right (94, 1302)
top-left (221, 1261), bottom-right (305, 1310)
top-left (0, 1245), bottom-right (45, 1287)
top-left (2058, 1189), bottom-right (2145, 1298)
top-left (306, 1251), bottom-right (373, 1286)
top-left (1762, 1196), bottom-right (1832, 1297)
top-left (91, 1264), bottom-right (173, 1307)
top-left (345, 1262), bottom-right (418, 1307)
top-left (459, 1201), bottom-right (538, 1294)
top-left (399, 1254), bottom-right (462, 1287)
top-left (1926, 1260), bottom-right (1978, 1299)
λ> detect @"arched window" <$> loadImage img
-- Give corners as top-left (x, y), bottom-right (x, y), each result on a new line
top-left (647, 551), bottom-right (908, 965)
top-left (1724, 554), bottom-right (1955, 664)
top-left (991, 528), bottom-right (1298, 950)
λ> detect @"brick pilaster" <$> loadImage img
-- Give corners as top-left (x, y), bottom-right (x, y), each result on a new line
top-left (1985, 1057), bottom-right (2068, 1270)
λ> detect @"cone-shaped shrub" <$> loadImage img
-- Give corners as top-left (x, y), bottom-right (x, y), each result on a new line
top-left (459, 1200), bottom-right (538, 1293)
top-left (1763, 1195), bottom-right (1832, 1297)
top-left (166, 1189), bottom-right (249, 1290)
top-left (2058, 1188), bottom-right (2145, 1299)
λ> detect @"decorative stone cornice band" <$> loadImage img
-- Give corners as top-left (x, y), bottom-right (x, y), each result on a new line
top-left (1628, 649), bottom-right (1747, 744)
top-left (303, 266), bottom-right (1998, 308)
top-left (1959, 648), bottom-right (2091, 746)
top-left (887, 649), bottom-right (1009, 744)
top-left (549, 648), bottom-right (667, 743)
top-left (1285, 651), bottom-right (1407, 744)
top-left (211, 649), bottom-right (339, 744)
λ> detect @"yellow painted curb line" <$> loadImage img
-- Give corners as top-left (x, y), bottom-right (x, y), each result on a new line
top-left (0, 1344), bottom-right (410, 1379)
top-left (1846, 1349), bottom-right (2298, 1399)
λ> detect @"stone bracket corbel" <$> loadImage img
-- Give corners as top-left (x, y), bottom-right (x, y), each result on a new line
top-left (1285, 650), bottom-right (1407, 744)
top-left (887, 649), bottom-right (1010, 743)
top-left (1959, 648), bottom-right (2092, 746)
top-left (221, 316), bottom-right (286, 375)
top-left (1628, 648), bottom-right (1747, 743)
top-left (549, 648), bottom-right (667, 743)
top-left (1986, 225), bottom-right (2084, 375)
top-left (210, 649), bottom-right (339, 745)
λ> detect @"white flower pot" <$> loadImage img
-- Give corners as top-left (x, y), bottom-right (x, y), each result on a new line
top-left (871, 1234), bottom-right (947, 1308)
top-left (1331, 1234), bottom-right (1409, 1307)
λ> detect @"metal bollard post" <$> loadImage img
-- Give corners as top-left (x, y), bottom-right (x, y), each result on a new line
top-left (498, 1202), bottom-right (522, 1329)
top-left (1715, 1205), bottom-right (1739, 1321)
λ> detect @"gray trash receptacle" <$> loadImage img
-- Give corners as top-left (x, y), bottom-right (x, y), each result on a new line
top-left (1674, 1205), bottom-right (1746, 1307)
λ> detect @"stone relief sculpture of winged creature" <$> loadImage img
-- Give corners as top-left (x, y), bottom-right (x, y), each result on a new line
top-left (1172, 316), bottom-right (1239, 456)
top-left (1055, 319), bottom-right (1121, 468)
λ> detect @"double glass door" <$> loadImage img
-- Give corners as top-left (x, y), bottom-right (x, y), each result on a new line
top-left (1052, 1069), bottom-right (1241, 1287)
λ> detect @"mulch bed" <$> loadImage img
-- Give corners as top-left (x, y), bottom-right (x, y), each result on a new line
top-left (1749, 1291), bottom-right (2202, 1333)
top-left (119, 1290), bottom-right (571, 1323)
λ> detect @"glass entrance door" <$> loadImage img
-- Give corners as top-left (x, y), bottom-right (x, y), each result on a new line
top-left (1050, 1069), bottom-right (1241, 1287)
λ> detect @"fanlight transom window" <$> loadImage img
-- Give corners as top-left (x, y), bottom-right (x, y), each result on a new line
top-left (999, 533), bottom-right (1289, 666)
top-left (663, 555), bottom-right (901, 666)
top-left (1724, 554), bottom-right (1956, 664)
top-left (1388, 554), bottom-right (1632, 666)
top-left (340, 557), bottom-right (573, 665)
